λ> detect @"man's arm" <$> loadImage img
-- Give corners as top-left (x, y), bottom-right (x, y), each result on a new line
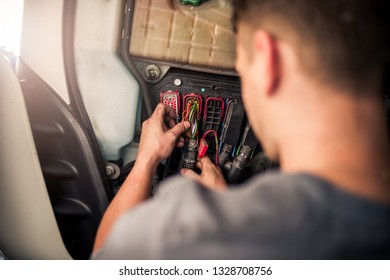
top-left (93, 104), bottom-right (189, 253)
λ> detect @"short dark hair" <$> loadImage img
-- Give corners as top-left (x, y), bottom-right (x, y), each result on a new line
top-left (233, 0), bottom-right (390, 93)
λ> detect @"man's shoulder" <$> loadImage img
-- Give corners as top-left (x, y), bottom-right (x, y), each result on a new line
top-left (94, 171), bottom-right (390, 259)
top-left (161, 171), bottom-right (328, 192)
top-left (159, 171), bottom-right (331, 208)
top-left (156, 171), bottom-right (332, 232)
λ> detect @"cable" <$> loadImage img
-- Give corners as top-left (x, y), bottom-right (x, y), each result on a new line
top-left (182, 100), bottom-right (200, 139)
top-left (120, 160), bottom-right (136, 175)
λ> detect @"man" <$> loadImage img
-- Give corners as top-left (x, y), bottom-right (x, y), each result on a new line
top-left (93, 0), bottom-right (390, 259)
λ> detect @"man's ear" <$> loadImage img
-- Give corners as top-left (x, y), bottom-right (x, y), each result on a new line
top-left (252, 30), bottom-right (279, 95)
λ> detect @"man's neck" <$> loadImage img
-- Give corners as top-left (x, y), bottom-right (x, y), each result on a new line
top-left (278, 89), bottom-right (390, 203)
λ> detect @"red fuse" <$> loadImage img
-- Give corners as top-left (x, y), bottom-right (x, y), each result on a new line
top-left (198, 138), bottom-right (209, 158)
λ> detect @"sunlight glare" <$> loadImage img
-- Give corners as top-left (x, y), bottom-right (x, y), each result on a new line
top-left (0, 0), bottom-right (24, 55)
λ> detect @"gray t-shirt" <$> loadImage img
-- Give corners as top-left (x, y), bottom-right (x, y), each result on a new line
top-left (93, 172), bottom-right (390, 259)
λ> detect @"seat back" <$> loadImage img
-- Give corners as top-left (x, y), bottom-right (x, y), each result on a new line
top-left (0, 54), bottom-right (71, 259)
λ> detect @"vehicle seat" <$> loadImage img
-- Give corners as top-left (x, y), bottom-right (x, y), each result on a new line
top-left (0, 54), bottom-right (71, 259)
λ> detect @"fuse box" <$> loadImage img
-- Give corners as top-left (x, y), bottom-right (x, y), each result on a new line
top-left (149, 68), bottom-right (267, 184)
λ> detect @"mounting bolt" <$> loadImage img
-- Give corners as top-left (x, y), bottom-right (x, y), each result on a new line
top-left (106, 165), bottom-right (115, 176)
top-left (145, 65), bottom-right (161, 80)
top-left (106, 163), bottom-right (120, 180)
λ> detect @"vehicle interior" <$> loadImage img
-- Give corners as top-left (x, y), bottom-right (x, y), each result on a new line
top-left (0, 0), bottom-right (389, 259)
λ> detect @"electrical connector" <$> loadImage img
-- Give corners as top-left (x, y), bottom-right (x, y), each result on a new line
top-left (182, 93), bottom-right (202, 139)
top-left (198, 138), bottom-right (209, 158)
top-left (181, 139), bottom-right (198, 170)
top-left (161, 91), bottom-right (180, 122)
top-left (202, 97), bottom-right (225, 133)
top-left (181, 0), bottom-right (209, 6)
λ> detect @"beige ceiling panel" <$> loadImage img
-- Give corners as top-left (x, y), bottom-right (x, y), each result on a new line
top-left (130, 0), bottom-right (236, 69)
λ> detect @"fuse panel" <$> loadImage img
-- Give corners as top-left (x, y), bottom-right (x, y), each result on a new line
top-left (151, 68), bottom-right (265, 183)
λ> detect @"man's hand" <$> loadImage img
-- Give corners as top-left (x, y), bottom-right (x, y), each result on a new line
top-left (138, 103), bottom-right (190, 167)
top-left (181, 156), bottom-right (228, 191)
top-left (93, 104), bottom-right (189, 253)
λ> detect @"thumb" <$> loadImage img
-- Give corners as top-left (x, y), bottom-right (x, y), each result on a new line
top-left (180, 168), bottom-right (201, 182)
top-left (199, 156), bottom-right (216, 171)
top-left (168, 121), bottom-right (190, 139)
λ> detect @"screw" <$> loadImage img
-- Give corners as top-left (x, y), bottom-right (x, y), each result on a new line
top-left (106, 165), bottom-right (115, 176)
top-left (106, 163), bottom-right (121, 180)
top-left (145, 65), bottom-right (161, 80)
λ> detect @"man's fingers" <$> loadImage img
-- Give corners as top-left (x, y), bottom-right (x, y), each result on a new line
top-left (155, 103), bottom-right (180, 129)
top-left (168, 121), bottom-right (190, 139)
top-left (196, 156), bottom-right (214, 171)
top-left (166, 117), bottom-right (176, 129)
top-left (199, 156), bottom-right (216, 171)
top-left (180, 168), bottom-right (201, 182)
top-left (165, 116), bottom-right (176, 129)
top-left (153, 103), bottom-right (167, 122)
top-left (176, 137), bottom-right (185, 148)
top-left (176, 142), bottom-right (185, 148)
top-left (164, 104), bottom-right (178, 120)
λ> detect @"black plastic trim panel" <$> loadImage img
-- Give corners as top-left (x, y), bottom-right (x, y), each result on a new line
top-left (18, 61), bottom-right (110, 260)
top-left (149, 67), bottom-right (242, 107)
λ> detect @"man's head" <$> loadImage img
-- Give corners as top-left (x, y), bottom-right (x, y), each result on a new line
top-left (232, 0), bottom-right (390, 160)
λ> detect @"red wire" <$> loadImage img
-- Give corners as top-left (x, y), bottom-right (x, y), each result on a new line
top-left (202, 130), bottom-right (219, 166)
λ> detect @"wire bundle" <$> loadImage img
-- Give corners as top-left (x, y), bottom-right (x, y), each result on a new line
top-left (182, 99), bottom-right (200, 139)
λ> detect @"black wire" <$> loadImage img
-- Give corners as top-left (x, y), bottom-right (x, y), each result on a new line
top-left (120, 160), bottom-right (136, 175)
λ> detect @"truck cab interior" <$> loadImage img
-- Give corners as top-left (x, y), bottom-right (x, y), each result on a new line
top-left (0, 0), bottom-right (389, 259)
